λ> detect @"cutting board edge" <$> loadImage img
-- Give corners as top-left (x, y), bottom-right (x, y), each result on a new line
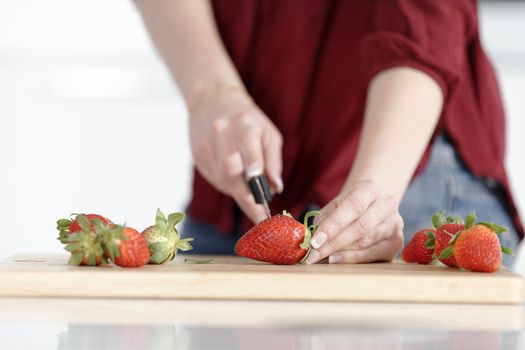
top-left (0, 269), bottom-right (523, 304)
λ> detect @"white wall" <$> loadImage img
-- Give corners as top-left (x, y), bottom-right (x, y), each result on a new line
top-left (0, 0), bottom-right (192, 258)
top-left (0, 1), bottom-right (524, 267)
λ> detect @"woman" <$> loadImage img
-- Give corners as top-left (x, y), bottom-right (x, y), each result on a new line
top-left (135, 0), bottom-right (522, 265)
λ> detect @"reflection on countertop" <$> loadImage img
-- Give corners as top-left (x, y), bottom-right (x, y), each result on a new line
top-left (0, 298), bottom-right (523, 350)
top-left (53, 325), bottom-right (516, 350)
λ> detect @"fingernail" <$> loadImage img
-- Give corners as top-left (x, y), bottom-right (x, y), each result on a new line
top-left (329, 254), bottom-right (343, 264)
top-left (306, 249), bottom-right (320, 264)
top-left (245, 164), bottom-right (263, 178)
top-left (310, 231), bottom-right (327, 249)
top-left (275, 177), bottom-right (284, 193)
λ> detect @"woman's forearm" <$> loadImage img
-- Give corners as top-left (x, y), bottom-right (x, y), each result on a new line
top-left (134, 0), bottom-right (245, 106)
top-left (345, 67), bottom-right (444, 201)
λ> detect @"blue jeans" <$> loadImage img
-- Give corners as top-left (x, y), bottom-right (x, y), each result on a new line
top-left (181, 135), bottom-right (519, 266)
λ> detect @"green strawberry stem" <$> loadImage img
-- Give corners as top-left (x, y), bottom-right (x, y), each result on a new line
top-left (298, 210), bottom-right (321, 264)
top-left (56, 217), bottom-right (74, 244)
top-left (502, 246), bottom-right (514, 255)
top-left (184, 258), bottom-right (214, 264)
top-left (432, 210), bottom-right (467, 229)
top-left (479, 222), bottom-right (509, 234)
top-left (438, 246), bottom-right (454, 260)
top-left (432, 211), bottom-right (446, 229)
top-left (65, 214), bottom-right (108, 266)
top-left (300, 210), bottom-right (321, 249)
top-left (465, 210), bottom-right (476, 229)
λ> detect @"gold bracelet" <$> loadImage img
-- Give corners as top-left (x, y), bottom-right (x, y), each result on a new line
top-left (188, 85), bottom-right (251, 113)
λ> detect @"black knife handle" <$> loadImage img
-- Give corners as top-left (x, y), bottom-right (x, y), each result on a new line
top-left (259, 175), bottom-right (272, 203)
top-left (248, 176), bottom-right (272, 204)
top-left (248, 178), bottom-right (263, 204)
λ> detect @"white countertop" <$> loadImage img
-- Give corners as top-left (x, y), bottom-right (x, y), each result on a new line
top-left (1, 298), bottom-right (524, 350)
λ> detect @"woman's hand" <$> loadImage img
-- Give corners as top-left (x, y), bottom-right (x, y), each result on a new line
top-left (305, 180), bottom-right (404, 264)
top-left (189, 91), bottom-right (284, 224)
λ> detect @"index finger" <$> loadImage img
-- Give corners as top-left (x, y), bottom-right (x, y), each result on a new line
top-left (310, 185), bottom-right (378, 250)
top-left (235, 114), bottom-right (265, 179)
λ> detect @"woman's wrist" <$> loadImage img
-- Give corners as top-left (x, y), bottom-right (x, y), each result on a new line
top-left (188, 84), bottom-right (252, 113)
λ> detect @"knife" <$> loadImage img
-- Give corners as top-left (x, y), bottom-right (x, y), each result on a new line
top-left (248, 175), bottom-right (272, 219)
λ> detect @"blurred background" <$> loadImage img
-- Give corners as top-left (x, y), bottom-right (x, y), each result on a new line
top-left (0, 1), bottom-right (524, 269)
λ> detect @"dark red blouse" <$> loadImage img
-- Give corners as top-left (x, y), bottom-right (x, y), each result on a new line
top-left (189, 0), bottom-right (524, 237)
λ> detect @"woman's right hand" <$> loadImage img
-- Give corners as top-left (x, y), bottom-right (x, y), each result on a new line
top-left (189, 90), bottom-right (284, 224)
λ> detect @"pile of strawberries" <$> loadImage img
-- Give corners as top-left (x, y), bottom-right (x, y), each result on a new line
top-left (401, 211), bottom-right (513, 273)
top-left (56, 209), bottom-right (193, 268)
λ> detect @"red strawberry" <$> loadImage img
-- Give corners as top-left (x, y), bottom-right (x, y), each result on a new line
top-left (235, 210), bottom-right (320, 265)
top-left (434, 223), bottom-right (464, 267)
top-left (64, 214), bottom-right (108, 266)
top-left (401, 229), bottom-right (435, 264)
top-left (104, 226), bottom-right (150, 268)
top-left (454, 224), bottom-right (504, 272)
top-left (57, 213), bottom-right (112, 245)
top-left (431, 211), bottom-right (467, 267)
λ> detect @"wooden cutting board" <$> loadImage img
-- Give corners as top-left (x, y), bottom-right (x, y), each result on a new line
top-left (0, 254), bottom-right (523, 304)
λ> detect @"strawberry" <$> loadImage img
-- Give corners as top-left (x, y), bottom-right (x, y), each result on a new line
top-left (142, 209), bottom-right (193, 264)
top-left (57, 213), bottom-right (112, 245)
top-left (451, 215), bottom-right (513, 273)
top-left (64, 214), bottom-right (108, 266)
top-left (103, 225), bottom-right (150, 268)
top-left (431, 211), bottom-right (467, 267)
top-left (234, 210), bottom-right (320, 265)
top-left (401, 229), bottom-right (436, 264)
top-left (454, 225), bottom-right (503, 272)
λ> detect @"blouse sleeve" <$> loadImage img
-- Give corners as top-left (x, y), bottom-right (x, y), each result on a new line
top-left (360, 0), bottom-right (477, 99)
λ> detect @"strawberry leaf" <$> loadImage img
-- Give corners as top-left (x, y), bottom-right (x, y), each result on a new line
top-left (478, 222), bottom-right (508, 234)
top-left (300, 236), bottom-right (311, 250)
top-left (58, 231), bottom-right (69, 244)
top-left (168, 212), bottom-right (185, 228)
top-left (308, 225), bottom-right (318, 234)
top-left (300, 210), bottom-right (321, 250)
top-left (68, 253), bottom-right (84, 266)
top-left (88, 254), bottom-right (96, 266)
top-left (424, 231), bottom-right (435, 249)
top-left (432, 211), bottom-right (446, 229)
top-left (465, 210), bottom-right (476, 229)
top-left (302, 210), bottom-right (321, 227)
top-left (155, 209), bottom-right (168, 231)
top-left (446, 215), bottom-right (464, 224)
top-left (76, 214), bottom-right (91, 233)
top-left (439, 246), bottom-right (454, 260)
top-left (502, 246), bottom-right (514, 255)
top-left (92, 219), bottom-right (108, 234)
top-left (64, 243), bottom-right (80, 252)
top-left (176, 238), bottom-right (194, 251)
top-left (56, 219), bottom-right (71, 229)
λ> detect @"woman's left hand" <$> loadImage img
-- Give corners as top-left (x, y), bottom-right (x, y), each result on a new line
top-left (305, 180), bottom-right (404, 264)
